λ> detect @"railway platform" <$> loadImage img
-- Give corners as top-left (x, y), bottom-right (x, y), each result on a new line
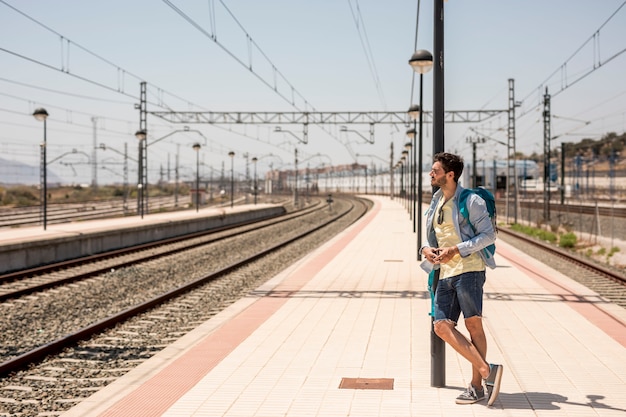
top-left (0, 203), bottom-right (284, 273)
top-left (44, 195), bottom-right (626, 416)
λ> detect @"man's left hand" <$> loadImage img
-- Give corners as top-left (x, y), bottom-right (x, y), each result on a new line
top-left (435, 246), bottom-right (459, 264)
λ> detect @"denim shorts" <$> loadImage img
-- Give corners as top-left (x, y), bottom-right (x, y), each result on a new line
top-left (434, 271), bottom-right (486, 323)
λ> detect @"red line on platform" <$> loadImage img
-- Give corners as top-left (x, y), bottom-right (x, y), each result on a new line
top-left (98, 201), bottom-right (381, 417)
top-left (499, 245), bottom-right (626, 348)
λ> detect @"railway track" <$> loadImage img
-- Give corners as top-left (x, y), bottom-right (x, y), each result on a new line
top-left (0, 195), bottom-right (370, 417)
top-left (0, 196), bottom-right (192, 229)
top-left (3, 194), bottom-right (625, 230)
top-left (0, 199), bottom-right (322, 300)
top-left (517, 199), bottom-right (626, 218)
top-left (498, 227), bottom-right (626, 309)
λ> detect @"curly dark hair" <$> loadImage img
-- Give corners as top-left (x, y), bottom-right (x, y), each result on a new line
top-left (434, 152), bottom-right (464, 183)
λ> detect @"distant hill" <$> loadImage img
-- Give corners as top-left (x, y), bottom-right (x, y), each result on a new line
top-left (0, 158), bottom-right (64, 186)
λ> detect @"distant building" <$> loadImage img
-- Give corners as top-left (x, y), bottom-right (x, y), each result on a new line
top-left (262, 159), bottom-right (539, 195)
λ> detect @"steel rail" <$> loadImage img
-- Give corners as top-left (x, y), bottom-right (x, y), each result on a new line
top-left (498, 227), bottom-right (626, 285)
top-left (0, 200), bottom-right (324, 296)
top-left (0, 197), bottom-right (368, 377)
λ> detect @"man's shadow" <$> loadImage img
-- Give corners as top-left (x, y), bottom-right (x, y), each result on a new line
top-left (497, 391), bottom-right (626, 412)
top-left (444, 387), bottom-right (625, 412)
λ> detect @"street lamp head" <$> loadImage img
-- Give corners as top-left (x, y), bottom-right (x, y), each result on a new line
top-left (408, 49), bottom-right (434, 74)
top-left (407, 104), bottom-right (420, 120)
top-left (252, 157), bottom-right (258, 163)
top-left (404, 141), bottom-right (413, 150)
top-left (135, 129), bottom-right (147, 141)
top-left (192, 142), bottom-right (201, 152)
top-left (228, 151), bottom-right (235, 158)
top-left (274, 126), bottom-right (282, 132)
top-left (33, 107), bottom-right (49, 121)
top-left (406, 128), bottom-right (417, 140)
top-left (340, 126), bottom-right (348, 132)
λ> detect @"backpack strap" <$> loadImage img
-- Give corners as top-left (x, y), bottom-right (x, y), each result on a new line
top-left (459, 188), bottom-right (496, 259)
top-left (458, 188), bottom-right (475, 231)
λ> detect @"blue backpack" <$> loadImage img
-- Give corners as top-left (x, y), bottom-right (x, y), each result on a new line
top-left (458, 187), bottom-right (497, 258)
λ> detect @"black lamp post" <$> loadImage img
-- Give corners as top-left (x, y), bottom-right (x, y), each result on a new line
top-left (410, 48), bottom-right (441, 388)
top-left (33, 108), bottom-right (49, 230)
top-left (228, 151), bottom-right (235, 208)
top-left (401, 150), bottom-right (409, 208)
top-left (252, 157), bottom-right (258, 204)
top-left (409, 50), bottom-right (433, 257)
top-left (397, 162), bottom-right (402, 197)
top-left (193, 143), bottom-right (201, 212)
top-left (405, 141), bottom-right (413, 220)
top-left (406, 126), bottom-right (417, 233)
top-left (398, 160), bottom-right (403, 202)
top-left (294, 148), bottom-right (299, 206)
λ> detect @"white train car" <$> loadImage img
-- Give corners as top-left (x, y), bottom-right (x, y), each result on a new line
top-left (461, 159), bottom-right (539, 191)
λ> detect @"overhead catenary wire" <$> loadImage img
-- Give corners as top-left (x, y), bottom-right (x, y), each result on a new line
top-left (0, 0), bottom-right (207, 113)
top-left (1, 0), bottom-right (390, 170)
top-left (162, 0), bottom-right (314, 113)
top-left (466, 2), bottom-right (626, 153)
top-left (408, 0), bottom-right (421, 109)
top-left (0, 92), bottom-right (181, 138)
top-left (517, 0), bottom-right (626, 118)
top-left (347, 0), bottom-right (387, 110)
top-left (0, 0), bottom-right (228, 177)
top-left (161, 0), bottom-right (359, 158)
top-left (0, 77), bottom-right (134, 105)
top-left (0, 77), bottom-right (300, 165)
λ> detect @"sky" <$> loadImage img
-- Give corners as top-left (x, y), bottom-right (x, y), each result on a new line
top-left (1, 0), bottom-right (625, 186)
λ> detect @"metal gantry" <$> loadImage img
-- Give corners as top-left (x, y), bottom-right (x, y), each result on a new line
top-left (150, 110), bottom-right (508, 126)
top-left (138, 81), bottom-right (148, 218)
top-left (543, 87), bottom-right (552, 222)
top-left (507, 78), bottom-right (519, 224)
top-left (466, 136), bottom-right (486, 188)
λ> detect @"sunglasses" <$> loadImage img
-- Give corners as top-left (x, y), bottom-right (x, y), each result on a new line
top-left (437, 207), bottom-right (444, 225)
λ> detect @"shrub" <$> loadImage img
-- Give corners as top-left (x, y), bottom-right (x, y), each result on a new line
top-left (4, 186), bottom-right (38, 206)
top-left (537, 230), bottom-right (557, 243)
top-left (510, 223), bottom-right (534, 235)
top-left (510, 223), bottom-right (557, 243)
top-left (559, 232), bottom-right (577, 248)
top-left (112, 187), bottom-right (126, 197)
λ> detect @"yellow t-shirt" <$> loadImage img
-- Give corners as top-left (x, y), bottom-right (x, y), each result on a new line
top-left (434, 197), bottom-right (484, 279)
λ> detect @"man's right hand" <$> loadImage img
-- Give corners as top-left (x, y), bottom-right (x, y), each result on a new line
top-left (422, 247), bottom-right (442, 264)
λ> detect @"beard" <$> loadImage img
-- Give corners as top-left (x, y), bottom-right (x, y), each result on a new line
top-left (431, 175), bottom-right (447, 188)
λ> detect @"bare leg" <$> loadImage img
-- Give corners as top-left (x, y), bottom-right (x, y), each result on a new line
top-left (465, 316), bottom-right (487, 388)
top-left (434, 319), bottom-right (490, 383)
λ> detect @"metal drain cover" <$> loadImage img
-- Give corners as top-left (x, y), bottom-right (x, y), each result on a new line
top-left (339, 377), bottom-right (394, 390)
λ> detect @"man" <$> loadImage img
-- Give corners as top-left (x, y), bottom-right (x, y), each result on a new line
top-left (421, 152), bottom-right (503, 406)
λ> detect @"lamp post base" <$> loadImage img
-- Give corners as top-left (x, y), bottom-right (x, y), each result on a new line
top-left (430, 317), bottom-right (446, 387)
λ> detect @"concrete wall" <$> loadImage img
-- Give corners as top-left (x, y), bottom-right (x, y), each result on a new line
top-left (0, 206), bottom-right (285, 274)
